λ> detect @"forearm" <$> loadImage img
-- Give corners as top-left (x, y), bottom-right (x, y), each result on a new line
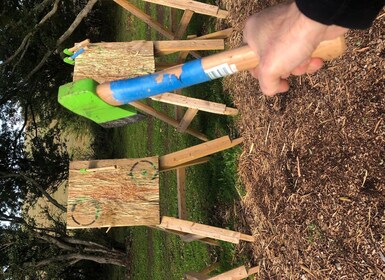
top-left (295, 0), bottom-right (385, 29)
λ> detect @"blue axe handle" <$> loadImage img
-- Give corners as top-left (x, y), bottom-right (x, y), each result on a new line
top-left (97, 37), bottom-right (346, 106)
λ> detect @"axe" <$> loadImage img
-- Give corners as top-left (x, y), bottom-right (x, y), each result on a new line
top-left (58, 37), bottom-right (345, 126)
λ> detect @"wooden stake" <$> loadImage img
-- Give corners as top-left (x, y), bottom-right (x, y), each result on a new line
top-left (151, 92), bottom-right (238, 115)
top-left (177, 29), bottom-right (233, 62)
top-left (180, 233), bottom-right (205, 242)
top-left (174, 89), bottom-right (185, 120)
top-left (159, 136), bottom-right (243, 170)
top-left (178, 108), bottom-right (199, 132)
top-left (154, 39), bottom-right (224, 56)
top-left (177, 167), bottom-right (187, 219)
top-left (130, 101), bottom-right (208, 141)
top-left (142, 0), bottom-right (228, 18)
top-left (184, 272), bottom-right (209, 280)
top-left (192, 28), bottom-right (233, 40)
top-left (151, 225), bottom-right (219, 246)
top-left (159, 156), bottom-right (210, 172)
top-left (174, 9), bottom-right (194, 39)
top-left (159, 216), bottom-right (253, 244)
top-left (199, 262), bottom-right (220, 276)
top-left (209, 266), bottom-right (248, 280)
top-left (113, 0), bottom-right (175, 39)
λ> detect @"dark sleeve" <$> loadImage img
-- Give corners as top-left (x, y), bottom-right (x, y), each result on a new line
top-left (295, 0), bottom-right (385, 29)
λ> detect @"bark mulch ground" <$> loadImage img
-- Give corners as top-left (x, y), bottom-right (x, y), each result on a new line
top-left (218, 1), bottom-right (385, 278)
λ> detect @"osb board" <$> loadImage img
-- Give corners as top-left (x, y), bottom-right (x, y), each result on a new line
top-left (67, 157), bottom-right (159, 229)
top-left (73, 41), bottom-right (155, 83)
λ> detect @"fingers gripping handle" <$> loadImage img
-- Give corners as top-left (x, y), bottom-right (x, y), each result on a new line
top-left (201, 36), bottom-right (346, 72)
top-left (97, 37), bottom-right (346, 105)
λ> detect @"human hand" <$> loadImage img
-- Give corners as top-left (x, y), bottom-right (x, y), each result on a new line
top-left (243, 1), bottom-right (348, 96)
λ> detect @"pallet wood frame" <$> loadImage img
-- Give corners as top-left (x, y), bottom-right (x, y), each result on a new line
top-left (109, 0), bottom-right (234, 145)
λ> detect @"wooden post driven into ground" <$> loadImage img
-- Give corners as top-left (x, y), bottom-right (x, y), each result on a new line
top-left (159, 135), bottom-right (243, 221)
top-left (142, 0), bottom-right (228, 18)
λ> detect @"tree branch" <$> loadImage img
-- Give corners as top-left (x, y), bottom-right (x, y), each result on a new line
top-left (25, 0), bottom-right (99, 81)
top-left (0, 212), bottom-right (60, 234)
top-left (0, 172), bottom-right (66, 212)
top-left (1, 0), bottom-right (60, 67)
top-left (26, 253), bottom-right (127, 267)
top-left (35, 232), bottom-right (76, 252)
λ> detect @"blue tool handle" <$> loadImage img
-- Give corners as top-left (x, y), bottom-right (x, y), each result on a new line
top-left (97, 59), bottom-right (215, 105)
top-left (96, 37), bottom-right (345, 106)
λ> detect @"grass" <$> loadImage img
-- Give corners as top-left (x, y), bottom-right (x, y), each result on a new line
top-left (97, 1), bottom-right (248, 279)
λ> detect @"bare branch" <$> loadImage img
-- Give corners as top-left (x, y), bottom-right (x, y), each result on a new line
top-left (0, 212), bottom-right (60, 234)
top-left (2, 34), bottom-right (33, 66)
top-left (36, 232), bottom-right (76, 252)
top-left (1, 0), bottom-right (60, 67)
top-left (25, 0), bottom-right (99, 80)
top-left (26, 253), bottom-right (126, 267)
top-left (37, 0), bottom-right (60, 26)
top-left (0, 172), bottom-right (66, 212)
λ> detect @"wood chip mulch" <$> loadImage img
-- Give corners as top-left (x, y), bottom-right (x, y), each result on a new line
top-left (217, 1), bottom-right (385, 278)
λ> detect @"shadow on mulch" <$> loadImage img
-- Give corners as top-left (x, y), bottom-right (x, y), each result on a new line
top-left (218, 0), bottom-right (385, 278)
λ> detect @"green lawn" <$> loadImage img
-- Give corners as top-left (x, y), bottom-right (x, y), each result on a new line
top-left (100, 1), bottom-right (247, 279)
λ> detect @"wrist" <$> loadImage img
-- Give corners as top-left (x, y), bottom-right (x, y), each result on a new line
top-left (291, 2), bottom-right (348, 42)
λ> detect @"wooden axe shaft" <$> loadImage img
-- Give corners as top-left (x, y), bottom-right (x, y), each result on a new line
top-left (97, 37), bottom-right (346, 106)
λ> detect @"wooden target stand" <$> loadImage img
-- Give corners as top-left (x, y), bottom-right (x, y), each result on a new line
top-left (66, 136), bottom-right (254, 245)
top-left (73, 37), bottom-right (236, 142)
top-left (105, 0), bottom-right (235, 141)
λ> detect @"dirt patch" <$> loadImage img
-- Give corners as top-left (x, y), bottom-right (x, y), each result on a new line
top-left (219, 0), bottom-right (385, 278)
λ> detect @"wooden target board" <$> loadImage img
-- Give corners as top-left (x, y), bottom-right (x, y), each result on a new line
top-left (67, 157), bottom-right (159, 229)
top-left (73, 41), bottom-right (155, 83)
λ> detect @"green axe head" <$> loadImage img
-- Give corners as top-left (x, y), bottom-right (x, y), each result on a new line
top-left (58, 78), bottom-right (145, 128)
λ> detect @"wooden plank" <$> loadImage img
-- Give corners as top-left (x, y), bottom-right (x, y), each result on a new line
top-left (143, 0), bottom-right (228, 18)
top-left (184, 272), bottom-right (209, 280)
top-left (177, 167), bottom-right (187, 219)
top-left (150, 225), bottom-right (219, 246)
top-left (180, 233), bottom-right (206, 242)
top-left (159, 136), bottom-right (243, 170)
top-left (174, 89), bottom-right (185, 120)
top-left (240, 233), bottom-right (255, 242)
top-left (130, 101), bottom-right (208, 142)
top-left (154, 39), bottom-right (224, 56)
top-left (174, 9), bottom-right (194, 39)
top-left (193, 28), bottom-right (233, 40)
top-left (155, 61), bottom-right (179, 70)
top-left (67, 157), bottom-right (160, 229)
top-left (170, 8), bottom-right (178, 33)
top-left (247, 266), bottom-right (260, 277)
top-left (159, 156), bottom-right (210, 172)
top-left (177, 35), bottom-right (197, 62)
top-left (200, 262), bottom-right (220, 276)
top-left (209, 266), bottom-right (248, 280)
top-left (177, 29), bottom-right (233, 61)
top-left (150, 92), bottom-right (238, 115)
top-left (178, 108), bottom-right (198, 132)
top-left (113, 0), bottom-right (174, 39)
top-left (73, 41), bottom-right (155, 83)
top-left (160, 216), bottom-right (242, 244)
